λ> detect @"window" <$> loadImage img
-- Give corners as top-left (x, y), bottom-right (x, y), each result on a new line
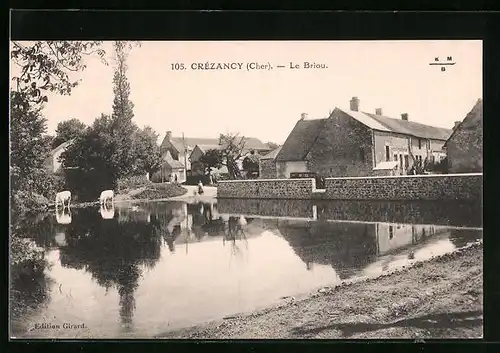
top-left (385, 146), bottom-right (390, 162)
top-left (418, 139), bottom-right (422, 149)
top-left (399, 154), bottom-right (403, 169)
top-left (394, 154), bottom-right (398, 162)
top-left (404, 155), bottom-right (409, 169)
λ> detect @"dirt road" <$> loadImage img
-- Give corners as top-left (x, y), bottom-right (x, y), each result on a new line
top-left (157, 242), bottom-right (483, 339)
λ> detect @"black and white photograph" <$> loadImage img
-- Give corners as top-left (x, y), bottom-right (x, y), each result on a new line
top-left (9, 39), bottom-right (483, 339)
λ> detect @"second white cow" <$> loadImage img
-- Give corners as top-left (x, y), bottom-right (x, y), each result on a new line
top-left (55, 191), bottom-right (71, 209)
top-left (99, 190), bottom-right (114, 205)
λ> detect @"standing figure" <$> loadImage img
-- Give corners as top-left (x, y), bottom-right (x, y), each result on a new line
top-left (198, 180), bottom-right (204, 195)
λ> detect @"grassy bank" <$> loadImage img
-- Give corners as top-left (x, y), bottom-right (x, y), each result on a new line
top-left (157, 241), bottom-right (483, 339)
top-left (128, 182), bottom-right (187, 200)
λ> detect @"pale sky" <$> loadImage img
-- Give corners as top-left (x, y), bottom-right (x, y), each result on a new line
top-left (11, 40), bottom-right (482, 144)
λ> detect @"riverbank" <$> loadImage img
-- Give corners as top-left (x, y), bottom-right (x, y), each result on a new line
top-left (157, 241), bottom-right (483, 339)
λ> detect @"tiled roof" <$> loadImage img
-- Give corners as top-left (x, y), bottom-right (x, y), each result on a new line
top-left (444, 99), bottom-right (483, 147)
top-left (169, 137), bottom-right (219, 153)
top-left (50, 139), bottom-right (74, 155)
top-left (197, 144), bottom-right (223, 153)
top-left (338, 109), bottom-right (391, 132)
top-left (275, 119), bottom-right (327, 162)
top-left (363, 112), bottom-right (453, 141)
top-left (261, 146), bottom-right (282, 159)
top-left (166, 159), bottom-right (185, 169)
top-left (168, 136), bottom-right (270, 154)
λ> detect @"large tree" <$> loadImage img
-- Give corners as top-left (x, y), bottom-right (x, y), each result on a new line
top-left (109, 41), bottom-right (140, 176)
top-left (132, 126), bottom-right (163, 176)
top-left (52, 118), bottom-right (87, 148)
top-left (10, 41), bottom-right (106, 106)
top-left (10, 91), bottom-right (52, 192)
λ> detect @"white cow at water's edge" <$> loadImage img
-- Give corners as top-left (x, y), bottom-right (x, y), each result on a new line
top-left (99, 190), bottom-right (114, 205)
top-left (55, 191), bottom-right (71, 209)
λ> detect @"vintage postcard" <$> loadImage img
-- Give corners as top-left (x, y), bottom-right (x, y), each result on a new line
top-left (9, 40), bottom-right (483, 339)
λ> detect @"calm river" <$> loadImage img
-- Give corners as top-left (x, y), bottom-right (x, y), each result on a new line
top-left (10, 199), bottom-right (482, 339)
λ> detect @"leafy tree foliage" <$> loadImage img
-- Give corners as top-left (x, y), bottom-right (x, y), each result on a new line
top-left (10, 41), bottom-right (106, 105)
top-left (52, 118), bottom-right (87, 148)
top-left (265, 141), bottom-right (279, 150)
top-left (198, 133), bottom-right (246, 180)
top-left (10, 91), bottom-right (52, 192)
top-left (60, 42), bottom-right (161, 199)
top-left (133, 126), bottom-right (163, 175)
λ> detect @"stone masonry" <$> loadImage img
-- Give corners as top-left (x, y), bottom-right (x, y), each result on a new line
top-left (217, 173), bottom-right (482, 202)
top-left (217, 178), bottom-right (316, 199)
top-left (324, 173), bottom-right (482, 201)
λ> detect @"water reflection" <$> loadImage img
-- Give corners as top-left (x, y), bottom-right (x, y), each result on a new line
top-left (56, 207), bottom-right (72, 224)
top-left (10, 199), bottom-right (482, 339)
top-left (100, 203), bottom-right (115, 220)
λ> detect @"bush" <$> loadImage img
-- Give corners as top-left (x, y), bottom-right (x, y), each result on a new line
top-left (117, 174), bottom-right (152, 191)
top-left (131, 183), bottom-right (187, 200)
top-left (11, 190), bottom-right (50, 216)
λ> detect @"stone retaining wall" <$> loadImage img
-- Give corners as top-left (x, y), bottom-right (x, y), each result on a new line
top-left (324, 173), bottom-right (482, 201)
top-left (217, 178), bottom-right (315, 199)
top-left (217, 173), bottom-right (482, 201)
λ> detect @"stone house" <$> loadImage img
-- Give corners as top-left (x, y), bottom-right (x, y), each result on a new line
top-left (160, 131), bottom-right (270, 176)
top-left (274, 97), bottom-right (453, 179)
top-left (150, 150), bottom-right (186, 183)
top-left (44, 139), bottom-right (74, 173)
top-left (187, 138), bottom-right (271, 177)
top-left (259, 146), bottom-right (282, 179)
top-left (444, 99), bottom-right (483, 173)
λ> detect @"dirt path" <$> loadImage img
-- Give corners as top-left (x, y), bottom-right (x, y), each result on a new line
top-left (157, 242), bottom-right (483, 339)
top-left (168, 185), bottom-right (218, 203)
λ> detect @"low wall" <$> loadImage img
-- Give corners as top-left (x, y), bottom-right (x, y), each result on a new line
top-left (324, 173), bottom-right (482, 201)
top-left (217, 178), bottom-right (315, 199)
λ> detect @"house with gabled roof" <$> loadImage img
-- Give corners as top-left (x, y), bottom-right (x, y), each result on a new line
top-left (274, 97), bottom-right (453, 179)
top-left (159, 131), bottom-right (270, 176)
top-left (259, 146), bottom-right (282, 178)
top-left (150, 150), bottom-right (186, 183)
top-left (44, 139), bottom-right (74, 173)
top-left (444, 99), bottom-right (483, 173)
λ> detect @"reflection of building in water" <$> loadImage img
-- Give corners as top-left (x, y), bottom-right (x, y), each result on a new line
top-left (54, 232), bottom-right (67, 247)
top-left (147, 203), bottom-right (187, 253)
top-left (280, 220), bottom-right (378, 280)
top-left (376, 223), bottom-right (449, 255)
top-left (448, 228), bottom-right (482, 248)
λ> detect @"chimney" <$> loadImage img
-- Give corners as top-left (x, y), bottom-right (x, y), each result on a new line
top-left (375, 108), bottom-right (383, 116)
top-left (166, 131), bottom-right (172, 140)
top-left (401, 113), bottom-right (408, 121)
top-left (300, 112), bottom-right (308, 120)
top-left (453, 121), bottom-right (461, 130)
top-left (350, 97), bottom-right (359, 112)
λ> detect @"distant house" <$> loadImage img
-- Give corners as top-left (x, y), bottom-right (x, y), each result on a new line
top-left (44, 139), bottom-right (74, 173)
top-left (189, 144), bottom-right (223, 176)
top-left (159, 131), bottom-right (270, 176)
top-left (444, 99), bottom-right (483, 173)
top-left (242, 152), bottom-right (261, 178)
top-left (150, 150), bottom-right (186, 183)
top-left (187, 136), bottom-right (271, 177)
top-left (274, 97), bottom-right (452, 179)
top-left (259, 146), bottom-right (282, 179)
